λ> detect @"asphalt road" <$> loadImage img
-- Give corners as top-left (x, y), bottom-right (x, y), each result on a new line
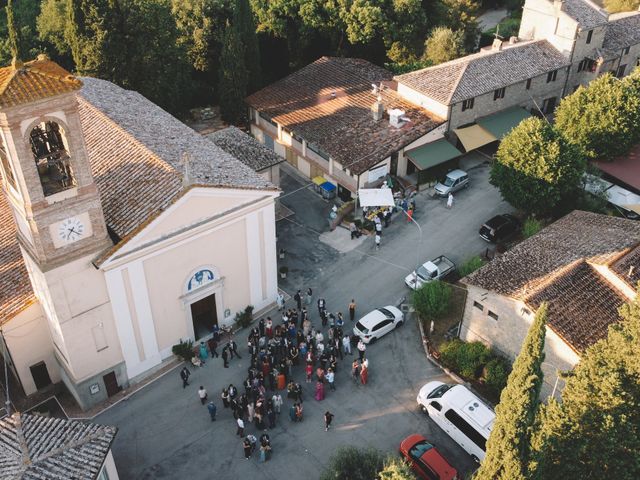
top-left (97, 160), bottom-right (511, 479)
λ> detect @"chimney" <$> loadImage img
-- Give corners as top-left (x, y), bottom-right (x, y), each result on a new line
top-left (629, 265), bottom-right (635, 278)
top-left (509, 36), bottom-right (518, 44)
top-left (388, 108), bottom-right (405, 128)
top-left (554, 0), bottom-right (564, 14)
top-left (492, 38), bottom-right (503, 51)
top-left (371, 95), bottom-right (384, 122)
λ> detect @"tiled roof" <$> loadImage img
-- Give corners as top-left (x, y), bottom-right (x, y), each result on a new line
top-left (526, 260), bottom-right (627, 352)
top-left (78, 78), bottom-right (277, 240)
top-left (561, 0), bottom-right (608, 29)
top-left (395, 40), bottom-right (570, 105)
top-left (206, 126), bottom-right (284, 172)
top-left (464, 210), bottom-right (640, 298)
top-left (0, 412), bottom-right (117, 479)
top-left (246, 57), bottom-right (444, 175)
top-left (611, 244), bottom-right (640, 288)
top-left (464, 210), bottom-right (640, 353)
top-left (0, 191), bottom-right (35, 325)
top-left (0, 57), bottom-right (82, 108)
top-left (603, 12), bottom-right (640, 52)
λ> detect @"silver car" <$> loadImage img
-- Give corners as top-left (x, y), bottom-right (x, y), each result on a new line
top-left (434, 169), bottom-right (469, 197)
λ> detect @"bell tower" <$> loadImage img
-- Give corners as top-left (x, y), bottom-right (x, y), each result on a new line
top-left (0, 55), bottom-right (111, 270)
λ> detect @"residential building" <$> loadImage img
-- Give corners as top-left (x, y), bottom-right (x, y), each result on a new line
top-left (246, 0), bottom-right (639, 184)
top-left (0, 57), bottom-right (280, 410)
top-left (460, 211), bottom-right (640, 397)
top-left (246, 57), bottom-right (445, 199)
top-left (0, 412), bottom-right (119, 479)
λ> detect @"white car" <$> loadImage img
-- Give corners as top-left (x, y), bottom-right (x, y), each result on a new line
top-left (353, 306), bottom-right (404, 344)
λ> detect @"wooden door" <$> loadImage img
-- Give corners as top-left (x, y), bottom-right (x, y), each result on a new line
top-left (103, 371), bottom-right (121, 397)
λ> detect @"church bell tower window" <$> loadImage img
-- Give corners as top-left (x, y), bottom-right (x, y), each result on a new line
top-left (30, 121), bottom-right (76, 196)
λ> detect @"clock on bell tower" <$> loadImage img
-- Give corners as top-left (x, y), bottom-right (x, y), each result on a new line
top-left (0, 55), bottom-right (111, 270)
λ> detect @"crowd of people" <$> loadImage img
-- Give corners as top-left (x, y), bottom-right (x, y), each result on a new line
top-left (180, 290), bottom-right (372, 462)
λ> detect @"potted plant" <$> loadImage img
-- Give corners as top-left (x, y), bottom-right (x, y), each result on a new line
top-left (279, 266), bottom-right (288, 279)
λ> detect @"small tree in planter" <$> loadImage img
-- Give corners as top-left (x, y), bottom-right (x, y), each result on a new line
top-left (279, 266), bottom-right (288, 279)
top-left (412, 280), bottom-right (452, 322)
top-left (234, 305), bottom-right (254, 329)
top-left (172, 339), bottom-right (194, 361)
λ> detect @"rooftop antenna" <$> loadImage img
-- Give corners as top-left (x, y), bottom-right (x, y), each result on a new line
top-left (494, 25), bottom-right (503, 41)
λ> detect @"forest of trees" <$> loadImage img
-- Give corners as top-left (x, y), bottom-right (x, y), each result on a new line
top-left (1, 0), bottom-right (523, 119)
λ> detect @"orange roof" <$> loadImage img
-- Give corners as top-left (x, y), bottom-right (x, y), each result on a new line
top-left (0, 56), bottom-right (82, 108)
top-left (0, 190), bottom-right (36, 325)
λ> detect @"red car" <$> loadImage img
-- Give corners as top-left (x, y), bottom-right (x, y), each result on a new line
top-left (399, 434), bottom-right (459, 480)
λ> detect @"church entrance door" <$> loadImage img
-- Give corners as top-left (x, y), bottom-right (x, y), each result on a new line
top-left (190, 294), bottom-right (218, 340)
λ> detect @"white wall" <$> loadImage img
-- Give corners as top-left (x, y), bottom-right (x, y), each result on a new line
top-left (396, 83), bottom-right (449, 118)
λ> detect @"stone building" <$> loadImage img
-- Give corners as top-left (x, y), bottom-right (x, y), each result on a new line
top-left (0, 57), bottom-right (280, 410)
top-left (460, 211), bottom-right (640, 397)
top-left (247, 0), bottom-right (640, 185)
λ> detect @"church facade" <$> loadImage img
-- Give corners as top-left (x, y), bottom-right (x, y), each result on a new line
top-left (0, 57), bottom-right (279, 410)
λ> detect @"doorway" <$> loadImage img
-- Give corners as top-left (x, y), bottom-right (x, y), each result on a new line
top-left (190, 293), bottom-right (218, 340)
top-left (103, 371), bottom-right (121, 397)
top-left (30, 361), bottom-right (52, 390)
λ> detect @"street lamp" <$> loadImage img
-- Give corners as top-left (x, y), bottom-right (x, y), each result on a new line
top-left (401, 208), bottom-right (423, 289)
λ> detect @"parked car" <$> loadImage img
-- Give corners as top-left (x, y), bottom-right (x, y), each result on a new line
top-left (434, 170), bottom-right (469, 197)
top-left (399, 434), bottom-right (459, 480)
top-left (478, 214), bottom-right (521, 243)
top-left (417, 381), bottom-right (495, 463)
top-left (353, 306), bottom-right (404, 344)
top-left (405, 255), bottom-right (456, 290)
top-left (583, 173), bottom-right (640, 220)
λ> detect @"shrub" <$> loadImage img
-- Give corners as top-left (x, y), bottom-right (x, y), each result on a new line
top-left (483, 356), bottom-right (511, 396)
top-left (412, 280), bottom-right (452, 320)
top-left (320, 446), bottom-right (384, 480)
top-left (522, 217), bottom-right (542, 238)
top-left (439, 339), bottom-right (491, 379)
top-left (458, 256), bottom-right (486, 277)
top-left (378, 456), bottom-right (417, 480)
top-left (172, 339), bottom-right (194, 361)
top-left (234, 305), bottom-right (254, 329)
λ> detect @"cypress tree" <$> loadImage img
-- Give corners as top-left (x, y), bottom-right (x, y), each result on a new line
top-left (531, 293), bottom-right (640, 480)
top-left (218, 20), bottom-right (248, 124)
top-left (474, 304), bottom-right (548, 480)
top-left (6, 0), bottom-right (22, 61)
top-left (233, 0), bottom-right (261, 93)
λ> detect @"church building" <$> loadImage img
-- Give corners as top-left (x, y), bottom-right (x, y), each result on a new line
top-left (0, 56), bottom-right (280, 410)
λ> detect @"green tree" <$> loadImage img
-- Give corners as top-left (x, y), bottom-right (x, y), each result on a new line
top-left (65, 0), bottom-right (128, 82)
top-left (319, 446), bottom-right (384, 480)
top-left (423, 27), bottom-right (464, 65)
top-left (603, 0), bottom-right (639, 12)
top-left (234, 0), bottom-right (261, 92)
top-left (435, 0), bottom-right (480, 51)
top-left (218, 20), bottom-right (248, 123)
top-left (412, 280), bottom-right (452, 320)
top-left (555, 73), bottom-right (640, 159)
top-left (490, 117), bottom-right (586, 216)
top-left (124, 0), bottom-right (193, 114)
top-left (0, 0), bottom-right (41, 65)
top-left (531, 294), bottom-right (640, 480)
top-left (474, 304), bottom-right (547, 479)
top-left (378, 455), bottom-right (417, 480)
top-left (37, 0), bottom-right (71, 56)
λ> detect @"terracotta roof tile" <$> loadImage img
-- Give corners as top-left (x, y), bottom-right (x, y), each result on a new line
top-left (0, 191), bottom-right (35, 325)
top-left (525, 260), bottom-right (626, 352)
top-left (395, 40), bottom-right (569, 104)
top-left (463, 210), bottom-right (640, 298)
top-left (246, 56), bottom-right (444, 175)
top-left (0, 412), bottom-right (117, 479)
top-left (0, 57), bottom-right (82, 108)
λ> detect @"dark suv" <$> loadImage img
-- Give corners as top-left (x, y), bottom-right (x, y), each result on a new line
top-left (479, 214), bottom-right (521, 243)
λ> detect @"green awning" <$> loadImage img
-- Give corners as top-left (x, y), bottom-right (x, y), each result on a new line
top-left (406, 139), bottom-right (462, 170)
top-left (477, 107), bottom-right (532, 139)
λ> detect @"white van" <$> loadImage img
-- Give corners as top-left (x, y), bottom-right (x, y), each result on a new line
top-left (417, 381), bottom-right (495, 462)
